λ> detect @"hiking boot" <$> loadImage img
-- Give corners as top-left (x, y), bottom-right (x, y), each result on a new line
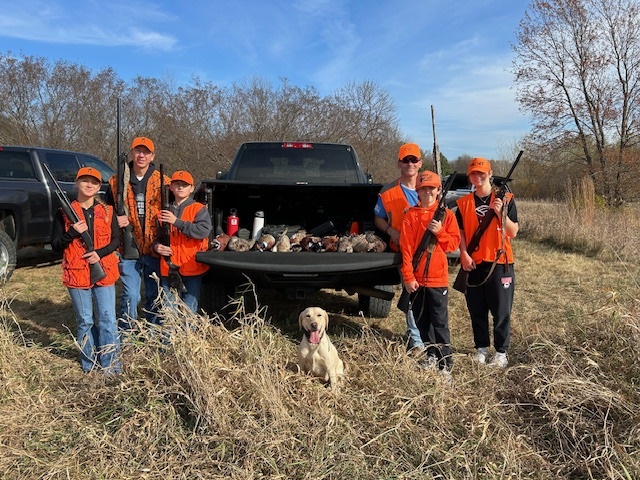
top-left (407, 344), bottom-right (426, 358)
top-left (417, 354), bottom-right (438, 370)
top-left (488, 351), bottom-right (508, 368)
top-left (470, 347), bottom-right (489, 365)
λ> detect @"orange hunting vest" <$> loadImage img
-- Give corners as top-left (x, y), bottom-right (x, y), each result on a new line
top-left (160, 202), bottom-right (210, 277)
top-left (109, 170), bottom-right (169, 256)
top-left (61, 202), bottom-right (120, 288)
top-left (379, 181), bottom-right (413, 252)
top-left (457, 192), bottom-right (515, 265)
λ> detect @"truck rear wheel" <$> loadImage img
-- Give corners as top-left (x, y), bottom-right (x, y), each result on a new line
top-left (0, 229), bottom-right (17, 284)
top-left (358, 285), bottom-right (393, 318)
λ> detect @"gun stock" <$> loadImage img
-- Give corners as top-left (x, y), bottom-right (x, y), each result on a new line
top-left (116, 98), bottom-right (140, 260)
top-left (159, 164), bottom-right (186, 293)
top-left (43, 163), bottom-right (107, 285)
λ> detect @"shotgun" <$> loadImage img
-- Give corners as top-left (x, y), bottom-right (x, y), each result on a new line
top-left (116, 98), bottom-right (141, 260)
top-left (159, 164), bottom-right (187, 292)
top-left (397, 171), bottom-right (457, 313)
top-left (43, 163), bottom-right (107, 284)
top-left (452, 150), bottom-right (523, 294)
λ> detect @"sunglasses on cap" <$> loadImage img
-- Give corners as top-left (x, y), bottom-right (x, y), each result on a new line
top-left (399, 156), bottom-right (421, 164)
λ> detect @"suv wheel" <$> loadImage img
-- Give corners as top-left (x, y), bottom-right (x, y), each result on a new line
top-left (358, 285), bottom-right (393, 318)
top-left (0, 229), bottom-right (17, 284)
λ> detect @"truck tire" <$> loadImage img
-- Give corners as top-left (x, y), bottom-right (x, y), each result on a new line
top-left (199, 283), bottom-right (233, 315)
top-left (358, 285), bottom-right (393, 318)
top-left (0, 229), bottom-right (17, 284)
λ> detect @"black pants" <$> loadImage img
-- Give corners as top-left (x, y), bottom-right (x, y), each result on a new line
top-left (465, 263), bottom-right (515, 353)
top-left (410, 287), bottom-right (452, 369)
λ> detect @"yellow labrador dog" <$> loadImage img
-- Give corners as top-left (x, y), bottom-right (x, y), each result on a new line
top-left (297, 307), bottom-right (344, 389)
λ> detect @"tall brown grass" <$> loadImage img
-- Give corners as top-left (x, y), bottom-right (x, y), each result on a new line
top-left (1, 195), bottom-right (639, 479)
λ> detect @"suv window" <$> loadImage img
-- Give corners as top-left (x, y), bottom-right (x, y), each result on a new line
top-left (0, 151), bottom-right (36, 179)
top-left (45, 152), bottom-right (79, 182)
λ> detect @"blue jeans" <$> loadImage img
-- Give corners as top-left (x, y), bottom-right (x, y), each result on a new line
top-left (405, 308), bottom-right (425, 350)
top-left (161, 274), bottom-right (203, 314)
top-left (118, 254), bottom-right (160, 327)
top-left (68, 285), bottom-right (121, 374)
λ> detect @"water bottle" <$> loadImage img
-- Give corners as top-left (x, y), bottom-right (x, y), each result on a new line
top-left (252, 211), bottom-right (265, 240)
top-left (227, 208), bottom-right (239, 236)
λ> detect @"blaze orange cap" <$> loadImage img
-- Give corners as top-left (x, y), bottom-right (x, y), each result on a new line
top-left (467, 157), bottom-right (491, 175)
top-left (416, 170), bottom-right (441, 190)
top-left (398, 143), bottom-right (421, 160)
top-left (171, 170), bottom-right (194, 185)
top-left (76, 166), bottom-right (102, 182)
top-left (131, 136), bottom-right (154, 153)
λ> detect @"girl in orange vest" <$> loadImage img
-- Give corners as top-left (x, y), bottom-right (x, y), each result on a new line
top-left (400, 171), bottom-right (460, 375)
top-left (51, 167), bottom-right (121, 374)
top-left (154, 170), bottom-right (212, 313)
top-left (456, 157), bottom-right (519, 369)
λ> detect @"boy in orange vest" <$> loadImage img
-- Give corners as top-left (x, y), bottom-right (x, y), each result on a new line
top-left (154, 170), bottom-right (212, 313)
top-left (51, 167), bottom-right (122, 373)
top-left (400, 170), bottom-right (460, 374)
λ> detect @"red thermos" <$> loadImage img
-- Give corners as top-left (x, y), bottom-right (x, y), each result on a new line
top-left (227, 208), bottom-right (239, 236)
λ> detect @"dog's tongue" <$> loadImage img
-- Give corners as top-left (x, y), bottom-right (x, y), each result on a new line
top-left (309, 330), bottom-right (321, 344)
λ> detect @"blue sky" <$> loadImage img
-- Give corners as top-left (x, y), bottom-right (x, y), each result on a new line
top-left (1, 0), bottom-right (531, 160)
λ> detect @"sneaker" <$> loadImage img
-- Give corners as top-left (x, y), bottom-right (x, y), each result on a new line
top-left (407, 344), bottom-right (426, 358)
top-left (470, 347), bottom-right (489, 365)
top-left (417, 354), bottom-right (438, 370)
top-left (488, 351), bottom-right (508, 368)
top-left (438, 367), bottom-right (453, 384)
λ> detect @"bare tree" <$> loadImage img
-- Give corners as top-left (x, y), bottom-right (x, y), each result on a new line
top-left (512, 0), bottom-right (640, 205)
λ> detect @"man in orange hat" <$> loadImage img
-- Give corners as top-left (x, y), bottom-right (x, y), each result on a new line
top-left (456, 157), bottom-right (519, 369)
top-left (374, 143), bottom-right (426, 353)
top-left (107, 136), bottom-right (171, 329)
top-left (400, 170), bottom-right (460, 375)
top-left (154, 170), bottom-right (211, 314)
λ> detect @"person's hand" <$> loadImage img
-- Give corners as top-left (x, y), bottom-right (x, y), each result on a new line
top-left (404, 279), bottom-right (420, 294)
top-left (388, 226), bottom-right (400, 244)
top-left (155, 243), bottom-right (172, 256)
top-left (72, 220), bottom-right (88, 234)
top-left (460, 250), bottom-right (476, 272)
top-left (159, 209), bottom-right (177, 225)
top-left (491, 197), bottom-right (504, 216)
top-left (82, 251), bottom-right (100, 264)
top-left (116, 215), bottom-right (130, 228)
top-left (428, 219), bottom-right (442, 234)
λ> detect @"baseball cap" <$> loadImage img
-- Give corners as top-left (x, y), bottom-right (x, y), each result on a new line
top-left (75, 166), bottom-right (102, 182)
top-left (131, 136), bottom-right (154, 153)
top-left (398, 143), bottom-right (421, 160)
top-left (171, 170), bottom-right (194, 185)
top-left (416, 170), bottom-right (441, 190)
top-left (467, 157), bottom-right (491, 175)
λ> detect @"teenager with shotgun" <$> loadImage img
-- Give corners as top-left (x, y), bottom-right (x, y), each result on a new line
top-left (400, 170), bottom-right (460, 375)
top-left (154, 169), bottom-right (211, 314)
top-left (49, 166), bottom-right (122, 374)
top-left (108, 136), bottom-right (170, 328)
top-left (455, 155), bottom-right (520, 368)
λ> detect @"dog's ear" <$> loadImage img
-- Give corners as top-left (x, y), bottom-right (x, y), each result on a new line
top-left (322, 308), bottom-right (329, 327)
top-left (298, 309), bottom-right (306, 331)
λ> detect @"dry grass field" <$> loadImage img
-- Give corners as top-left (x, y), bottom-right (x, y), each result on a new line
top-left (1, 198), bottom-right (639, 479)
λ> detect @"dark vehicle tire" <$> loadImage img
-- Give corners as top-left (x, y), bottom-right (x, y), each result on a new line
top-left (199, 282), bottom-right (234, 315)
top-left (358, 285), bottom-right (393, 318)
top-left (0, 229), bottom-right (17, 284)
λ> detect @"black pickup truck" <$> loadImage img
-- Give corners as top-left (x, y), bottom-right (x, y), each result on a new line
top-left (194, 141), bottom-right (401, 317)
top-left (0, 146), bottom-right (115, 283)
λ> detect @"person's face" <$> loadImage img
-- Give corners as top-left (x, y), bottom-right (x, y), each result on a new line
top-left (76, 176), bottom-right (101, 197)
top-left (418, 185), bottom-right (440, 207)
top-left (130, 146), bottom-right (154, 170)
top-left (170, 180), bottom-right (193, 199)
top-left (468, 170), bottom-right (492, 187)
top-left (398, 155), bottom-right (422, 176)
